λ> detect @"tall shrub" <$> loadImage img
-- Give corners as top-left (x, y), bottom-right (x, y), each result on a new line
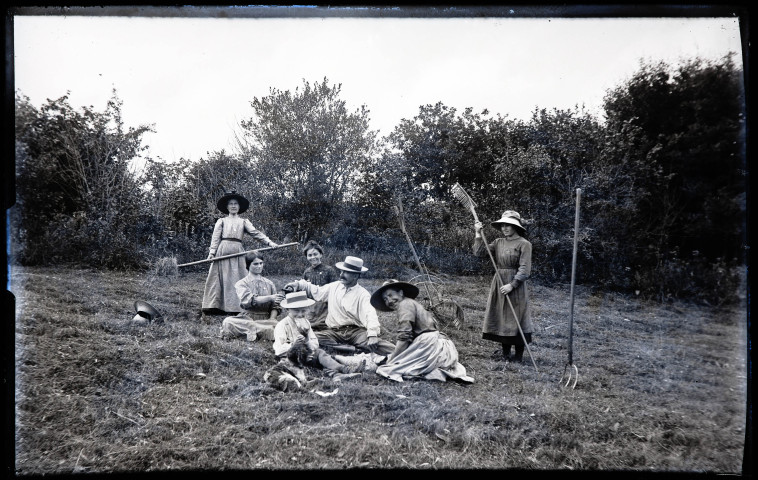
top-left (14, 91), bottom-right (152, 267)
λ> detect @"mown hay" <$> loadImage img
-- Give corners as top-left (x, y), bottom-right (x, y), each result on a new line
top-left (154, 256), bottom-right (179, 277)
top-left (12, 265), bottom-right (748, 474)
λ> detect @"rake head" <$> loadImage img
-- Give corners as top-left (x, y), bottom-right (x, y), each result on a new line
top-left (411, 275), bottom-right (464, 330)
top-left (451, 182), bottom-right (477, 211)
top-left (430, 299), bottom-right (464, 330)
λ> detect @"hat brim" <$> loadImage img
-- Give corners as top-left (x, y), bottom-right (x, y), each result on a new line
top-left (280, 299), bottom-right (316, 309)
top-left (335, 262), bottom-right (368, 273)
top-left (134, 300), bottom-right (161, 319)
top-left (217, 193), bottom-right (250, 214)
top-left (370, 281), bottom-right (420, 312)
top-left (491, 218), bottom-right (525, 230)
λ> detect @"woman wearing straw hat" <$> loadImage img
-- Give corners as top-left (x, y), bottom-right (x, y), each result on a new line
top-left (201, 191), bottom-right (280, 315)
top-left (370, 280), bottom-right (474, 383)
top-left (474, 210), bottom-right (534, 362)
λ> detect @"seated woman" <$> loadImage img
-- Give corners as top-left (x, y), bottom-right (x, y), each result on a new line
top-left (272, 291), bottom-right (365, 379)
top-left (220, 252), bottom-right (283, 341)
top-left (370, 280), bottom-right (474, 383)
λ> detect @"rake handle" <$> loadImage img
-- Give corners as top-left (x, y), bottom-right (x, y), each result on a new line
top-left (478, 229), bottom-right (539, 372)
top-left (177, 242), bottom-right (299, 267)
top-left (394, 201), bottom-right (436, 302)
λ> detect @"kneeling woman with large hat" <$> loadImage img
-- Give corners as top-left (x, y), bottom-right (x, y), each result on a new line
top-left (202, 191), bottom-right (280, 315)
top-left (370, 280), bottom-right (474, 383)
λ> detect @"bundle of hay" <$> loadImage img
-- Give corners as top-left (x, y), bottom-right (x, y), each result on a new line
top-left (154, 256), bottom-right (178, 277)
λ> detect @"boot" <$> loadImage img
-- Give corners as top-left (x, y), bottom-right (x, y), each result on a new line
top-left (339, 358), bottom-right (366, 374)
top-left (513, 345), bottom-right (525, 362)
top-left (502, 343), bottom-right (512, 361)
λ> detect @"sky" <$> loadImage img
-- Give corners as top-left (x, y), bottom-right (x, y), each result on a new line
top-left (12, 7), bottom-right (744, 167)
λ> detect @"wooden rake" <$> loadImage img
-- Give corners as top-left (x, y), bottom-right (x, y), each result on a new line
top-left (176, 242), bottom-right (300, 268)
top-left (394, 196), bottom-right (464, 329)
top-left (560, 188), bottom-right (582, 389)
top-left (451, 183), bottom-right (538, 372)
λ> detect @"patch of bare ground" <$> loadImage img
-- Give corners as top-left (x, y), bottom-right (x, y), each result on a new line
top-left (11, 266), bottom-right (748, 474)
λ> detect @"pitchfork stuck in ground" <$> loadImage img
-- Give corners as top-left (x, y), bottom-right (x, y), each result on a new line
top-left (560, 188), bottom-right (582, 389)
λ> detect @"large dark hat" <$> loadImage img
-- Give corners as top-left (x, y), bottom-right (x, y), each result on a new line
top-left (216, 191), bottom-right (250, 214)
top-left (335, 256), bottom-right (368, 273)
top-left (370, 279), bottom-right (420, 312)
top-left (134, 300), bottom-right (162, 320)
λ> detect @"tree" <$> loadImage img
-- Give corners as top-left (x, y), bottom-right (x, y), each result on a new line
top-left (603, 56), bottom-right (746, 264)
top-left (235, 78), bottom-right (378, 242)
top-left (14, 91), bottom-right (153, 267)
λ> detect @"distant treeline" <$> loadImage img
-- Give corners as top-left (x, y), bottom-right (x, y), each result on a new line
top-left (12, 57), bottom-right (746, 304)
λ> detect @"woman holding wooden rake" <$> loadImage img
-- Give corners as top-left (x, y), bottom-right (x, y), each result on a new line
top-left (473, 210), bottom-right (534, 362)
top-left (201, 191), bottom-right (280, 315)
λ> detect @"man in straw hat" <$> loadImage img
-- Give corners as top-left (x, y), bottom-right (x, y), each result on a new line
top-left (284, 256), bottom-right (395, 355)
top-left (272, 291), bottom-right (366, 379)
top-left (370, 280), bottom-right (474, 383)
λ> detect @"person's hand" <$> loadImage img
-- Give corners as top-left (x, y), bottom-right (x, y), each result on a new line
top-left (269, 242), bottom-right (279, 248)
top-left (283, 282), bottom-right (298, 293)
top-left (500, 283), bottom-right (514, 295)
top-left (366, 336), bottom-right (380, 352)
top-left (273, 293), bottom-right (285, 306)
top-left (207, 253), bottom-right (215, 260)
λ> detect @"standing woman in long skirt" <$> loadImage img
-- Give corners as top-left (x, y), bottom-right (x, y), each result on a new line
top-left (473, 210), bottom-right (533, 362)
top-left (202, 191), bottom-right (279, 315)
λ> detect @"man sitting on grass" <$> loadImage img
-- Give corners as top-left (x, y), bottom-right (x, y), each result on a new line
top-left (284, 255), bottom-right (395, 356)
top-left (270, 291), bottom-right (366, 383)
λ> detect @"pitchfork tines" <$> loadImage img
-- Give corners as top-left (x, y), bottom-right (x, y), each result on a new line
top-left (560, 362), bottom-right (579, 389)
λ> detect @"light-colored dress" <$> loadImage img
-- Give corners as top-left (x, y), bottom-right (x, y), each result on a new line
top-left (473, 235), bottom-right (533, 344)
top-left (375, 297), bottom-right (474, 383)
top-left (202, 216), bottom-right (275, 313)
top-left (220, 275), bottom-right (279, 341)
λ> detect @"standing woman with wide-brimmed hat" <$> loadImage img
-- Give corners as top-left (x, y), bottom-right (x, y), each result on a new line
top-left (473, 210), bottom-right (534, 362)
top-left (202, 191), bottom-right (280, 315)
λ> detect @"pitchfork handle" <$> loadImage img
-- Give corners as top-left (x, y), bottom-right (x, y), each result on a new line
top-left (568, 188), bottom-right (582, 365)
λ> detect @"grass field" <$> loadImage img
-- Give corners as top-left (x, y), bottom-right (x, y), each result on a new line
top-left (11, 265), bottom-right (749, 474)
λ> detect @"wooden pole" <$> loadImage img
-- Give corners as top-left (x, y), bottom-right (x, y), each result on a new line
top-left (177, 242), bottom-right (299, 268)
